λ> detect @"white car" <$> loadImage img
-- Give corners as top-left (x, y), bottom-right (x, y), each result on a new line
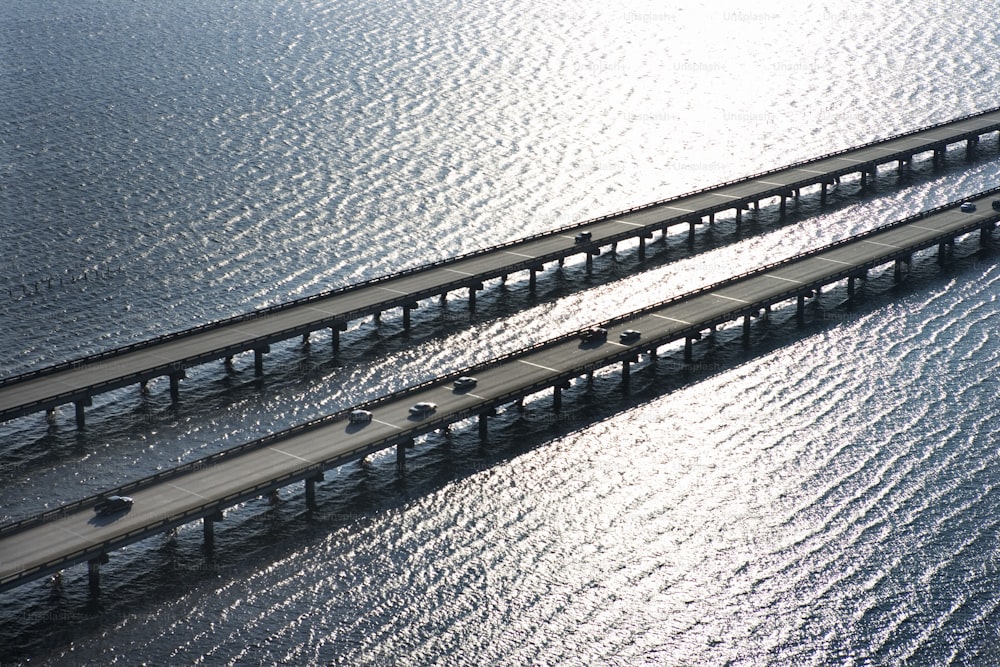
top-left (409, 402), bottom-right (438, 417)
top-left (349, 409), bottom-right (373, 423)
top-left (453, 376), bottom-right (477, 390)
top-left (960, 202), bottom-right (976, 212)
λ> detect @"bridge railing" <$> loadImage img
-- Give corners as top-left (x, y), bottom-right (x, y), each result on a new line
top-left (4, 106), bottom-right (1000, 391)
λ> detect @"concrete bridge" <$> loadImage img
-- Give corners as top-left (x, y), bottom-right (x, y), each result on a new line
top-left (3, 107), bottom-right (1000, 429)
top-left (2, 187), bottom-right (997, 594)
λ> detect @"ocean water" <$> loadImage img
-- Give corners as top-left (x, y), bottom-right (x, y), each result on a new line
top-left (3, 0), bottom-right (1000, 663)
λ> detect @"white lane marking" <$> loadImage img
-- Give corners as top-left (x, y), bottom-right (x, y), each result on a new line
top-left (378, 286), bottom-right (409, 295)
top-left (713, 294), bottom-right (750, 304)
top-left (795, 168), bottom-right (827, 174)
top-left (373, 419), bottom-right (402, 430)
top-left (443, 268), bottom-right (474, 276)
top-left (59, 526), bottom-right (89, 540)
top-left (766, 274), bottom-right (805, 284)
top-left (614, 220), bottom-right (644, 227)
top-left (817, 256), bottom-right (853, 266)
top-left (464, 392), bottom-right (486, 400)
top-left (651, 314), bottom-right (692, 325)
top-left (754, 180), bottom-right (787, 187)
top-left (168, 483), bottom-right (209, 500)
top-left (267, 446), bottom-right (313, 464)
top-left (910, 224), bottom-right (941, 233)
top-left (862, 239), bottom-right (901, 249)
top-left (504, 250), bottom-right (535, 259)
top-left (665, 206), bottom-right (695, 213)
top-left (519, 359), bottom-right (559, 373)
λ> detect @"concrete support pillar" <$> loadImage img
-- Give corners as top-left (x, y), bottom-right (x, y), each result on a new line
top-left (441, 291), bottom-right (449, 303)
top-left (894, 256), bottom-right (911, 282)
top-left (224, 356), bottom-right (234, 369)
top-left (75, 398), bottom-right (92, 430)
top-left (529, 269), bottom-right (537, 292)
top-left (735, 207), bottom-right (742, 225)
top-left (684, 337), bottom-right (694, 363)
top-left (797, 294), bottom-right (805, 324)
top-left (848, 276), bottom-right (856, 299)
top-left (140, 380), bottom-right (149, 395)
top-left (478, 412), bottom-right (489, 439)
top-left (305, 473), bottom-right (323, 510)
top-left (860, 170), bottom-right (868, 189)
top-left (331, 327), bottom-right (340, 355)
top-left (967, 137), bottom-right (979, 158)
top-left (169, 371), bottom-right (185, 403)
top-left (586, 253), bottom-right (594, 272)
top-left (622, 359), bottom-right (631, 386)
top-left (396, 442), bottom-right (406, 468)
top-left (468, 286), bottom-right (477, 313)
top-left (553, 385), bottom-right (563, 412)
top-left (558, 257), bottom-right (565, 267)
top-left (821, 181), bottom-right (828, 204)
top-left (203, 510), bottom-right (223, 549)
top-left (46, 407), bottom-right (57, 423)
top-left (638, 236), bottom-right (646, 260)
top-left (648, 347), bottom-right (657, 363)
top-left (302, 332), bottom-right (310, 344)
top-left (88, 554), bottom-right (107, 593)
top-left (708, 213), bottom-right (715, 224)
top-left (403, 305), bottom-right (412, 330)
top-left (254, 346), bottom-right (269, 377)
top-left (373, 311), bottom-right (381, 324)
top-left (980, 225), bottom-right (994, 248)
top-left (779, 195), bottom-right (787, 217)
top-left (753, 200), bottom-right (760, 211)
top-left (688, 221), bottom-right (697, 245)
top-left (742, 314), bottom-right (752, 346)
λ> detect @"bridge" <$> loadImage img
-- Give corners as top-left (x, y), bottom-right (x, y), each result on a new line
top-left (2, 187), bottom-right (997, 594)
top-left (3, 107), bottom-right (1000, 429)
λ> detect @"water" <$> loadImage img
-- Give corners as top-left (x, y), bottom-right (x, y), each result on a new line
top-left (3, 0), bottom-right (1000, 663)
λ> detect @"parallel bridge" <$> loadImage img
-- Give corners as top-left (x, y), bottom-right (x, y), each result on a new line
top-left (4, 107), bottom-right (1000, 428)
top-left (2, 187), bottom-right (997, 594)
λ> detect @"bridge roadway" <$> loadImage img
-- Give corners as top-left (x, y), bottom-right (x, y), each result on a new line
top-left (2, 188), bottom-right (999, 594)
top-left (4, 108), bottom-right (1000, 429)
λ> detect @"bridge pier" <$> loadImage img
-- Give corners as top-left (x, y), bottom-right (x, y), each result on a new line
top-left (967, 137), bottom-right (979, 158)
top-left (779, 195), bottom-right (787, 217)
top-left (305, 472), bottom-right (324, 510)
top-left (396, 439), bottom-right (413, 468)
top-left (302, 332), bottom-right (310, 345)
top-left (981, 224), bottom-right (995, 248)
top-left (203, 509), bottom-right (224, 549)
top-left (403, 303), bottom-right (419, 330)
top-left (894, 256), bottom-right (912, 282)
top-left (586, 252), bottom-right (594, 272)
top-left (254, 346), bottom-right (269, 377)
top-left (621, 359), bottom-right (631, 387)
top-left (638, 235), bottom-right (646, 260)
top-left (688, 221), bottom-right (697, 245)
top-left (169, 371), bottom-right (185, 403)
top-left (821, 181), bottom-right (828, 204)
top-left (684, 336), bottom-right (694, 363)
top-left (88, 553), bottom-right (108, 594)
top-left (331, 322), bottom-right (347, 355)
top-left (529, 268), bottom-right (538, 291)
top-left (797, 294), bottom-right (806, 324)
top-left (735, 207), bottom-right (742, 225)
top-left (140, 380), bottom-right (150, 395)
top-left (937, 240), bottom-right (954, 264)
top-left (742, 313), bottom-right (752, 346)
top-left (75, 397), bottom-right (92, 429)
top-left (468, 283), bottom-right (483, 314)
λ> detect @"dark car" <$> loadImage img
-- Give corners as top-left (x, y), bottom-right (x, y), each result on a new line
top-left (581, 327), bottom-right (608, 343)
top-left (960, 202), bottom-right (976, 212)
top-left (619, 329), bottom-right (641, 343)
top-left (574, 231), bottom-right (592, 244)
top-left (94, 495), bottom-right (133, 515)
top-left (992, 200), bottom-right (1000, 211)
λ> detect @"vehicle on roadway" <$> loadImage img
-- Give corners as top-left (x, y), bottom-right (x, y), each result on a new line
top-left (94, 495), bottom-right (133, 515)
top-left (619, 329), bottom-right (641, 343)
top-left (993, 200), bottom-right (1000, 211)
top-left (409, 402), bottom-right (438, 417)
top-left (574, 231), bottom-right (592, 243)
top-left (453, 376), bottom-right (477, 390)
top-left (960, 202), bottom-right (977, 212)
top-left (349, 409), bottom-right (373, 423)
top-left (580, 327), bottom-right (607, 343)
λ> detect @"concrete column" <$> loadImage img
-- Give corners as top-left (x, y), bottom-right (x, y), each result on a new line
top-left (75, 398), bottom-right (92, 429)
top-left (638, 236), bottom-right (646, 260)
top-left (622, 359), bottom-right (631, 386)
top-left (204, 510), bottom-right (224, 548)
top-left (46, 407), bottom-right (57, 423)
top-left (797, 294), bottom-right (805, 323)
top-left (225, 356), bottom-right (234, 369)
top-left (586, 253), bottom-right (593, 272)
top-left (848, 276), bottom-right (856, 299)
top-left (331, 327), bottom-right (340, 355)
top-left (479, 413), bottom-right (489, 439)
top-left (306, 473), bottom-right (324, 510)
top-left (302, 332), bottom-right (310, 344)
top-left (684, 337), bottom-right (694, 363)
top-left (169, 371), bottom-right (185, 403)
top-left (140, 380), bottom-right (149, 395)
top-left (860, 170), bottom-right (868, 189)
top-left (821, 181), bottom-right (827, 204)
top-left (88, 554), bottom-right (108, 593)
top-left (708, 213), bottom-right (715, 224)
top-left (648, 347), bottom-right (657, 363)
top-left (254, 346), bottom-right (269, 377)
top-left (468, 286), bottom-right (477, 313)
top-left (735, 207), bottom-right (742, 225)
top-left (403, 305), bottom-right (412, 330)
top-left (553, 385), bottom-right (563, 412)
top-left (396, 441), bottom-right (409, 468)
top-left (373, 311), bottom-right (381, 324)
top-left (967, 137), bottom-right (979, 158)
top-left (779, 195), bottom-right (787, 216)
top-left (688, 221), bottom-right (696, 245)
top-left (980, 225), bottom-right (993, 248)
top-left (742, 314), bottom-right (752, 346)
top-left (529, 269), bottom-right (537, 291)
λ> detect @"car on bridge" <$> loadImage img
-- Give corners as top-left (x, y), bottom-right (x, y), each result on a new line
top-left (581, 327), bottom-right (607, 343)
top-left (619, 329), bottom-right (641, 343)
top-left (409, 402), bottom-right (438, 417)
top-left (94, 495), bottom-right (133, 516)
top-left (960, 202), bottom-right (977, 212)
top-left (349, 409), bottom-right (373, 423)
top-left (575, 231), bottom-right (592, 243)
top-left (453, 376), bottom-right (477, 391)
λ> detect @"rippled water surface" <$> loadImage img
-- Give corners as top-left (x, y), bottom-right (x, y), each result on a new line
top-left (3, 0), bottom-right (1000, 664)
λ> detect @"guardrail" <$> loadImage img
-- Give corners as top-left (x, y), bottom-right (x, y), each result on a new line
top-left (5, 106), bottom-right (1000, 392)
